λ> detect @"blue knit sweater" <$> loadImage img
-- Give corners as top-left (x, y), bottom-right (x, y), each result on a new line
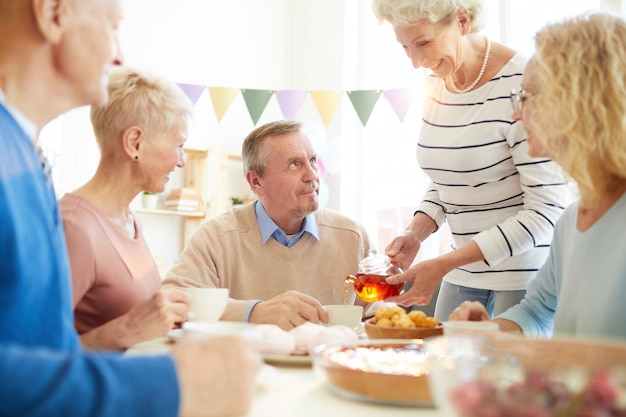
top-left (0, 104), bottom-right (179, 417)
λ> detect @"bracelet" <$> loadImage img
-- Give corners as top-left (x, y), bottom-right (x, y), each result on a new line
top-left (244, 300), bottom-right (262, 323)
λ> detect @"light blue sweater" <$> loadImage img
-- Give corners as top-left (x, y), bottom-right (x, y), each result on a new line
top-left (499, 192), bottom-right (626, 341)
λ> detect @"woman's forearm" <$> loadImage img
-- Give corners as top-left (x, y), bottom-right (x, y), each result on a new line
top-left (493, 318), bottom-right (524, 333)
top-left (79, 316), bottom-right (134, 351)
top-left (406, 212), bottom-right (438, 243)
top-left (436, 240), bottom-right (486, 273)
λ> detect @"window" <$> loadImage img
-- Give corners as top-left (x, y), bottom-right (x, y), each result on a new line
top-left (38, 0), bottom-right (622, 264)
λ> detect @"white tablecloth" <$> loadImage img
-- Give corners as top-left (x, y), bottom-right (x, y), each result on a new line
top-left (127, 337), bottom-right (445, 417)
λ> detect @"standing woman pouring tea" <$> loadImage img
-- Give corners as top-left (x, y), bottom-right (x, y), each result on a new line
top-left (371, 0), bottom-right (569, 321)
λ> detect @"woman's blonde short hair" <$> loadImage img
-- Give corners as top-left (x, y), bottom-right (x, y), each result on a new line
top-left (371, 0), bottom-right (486, 32)
top-left (532, 13), bottom-right (626, 206)
top-left (90, 66), bottom-right (193, 153)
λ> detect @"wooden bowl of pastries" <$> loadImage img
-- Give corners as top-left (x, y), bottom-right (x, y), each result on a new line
top-left (365, 306), bottom-right (443, 340)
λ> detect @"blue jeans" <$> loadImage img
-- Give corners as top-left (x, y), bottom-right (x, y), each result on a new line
top-left (433, 281), bottom-right (526, 322)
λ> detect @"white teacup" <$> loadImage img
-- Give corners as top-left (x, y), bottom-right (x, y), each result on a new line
top-left (324, 305), bottom-right (364, 330)
top-left (442, 320), bottom-right (499, 336)
top-left (182, 287), bottom-right (229, 323)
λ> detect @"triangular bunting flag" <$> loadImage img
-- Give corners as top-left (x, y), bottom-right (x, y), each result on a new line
top-left (241, 89), bottom-right (274, 125)
top-left (177, 83), bottom-right (206, 106)
top-left (275, 90), bottom-right (308, 120)
top-left (208, 87), bottom-right (240, 122)
top-left (310, 90), bottom-right (343, 127)
top-left (347, 90), bottom-right (381, 126)
top-left (383, 87), bottom-right (413, 123)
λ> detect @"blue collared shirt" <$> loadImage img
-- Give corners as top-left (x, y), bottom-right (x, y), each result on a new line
top-left (0, 90), bottom-right (37, 140)
top-left (254, 201), bottom-right (319, 247)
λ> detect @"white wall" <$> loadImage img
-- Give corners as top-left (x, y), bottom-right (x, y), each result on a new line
top-left (44, 0), bottom-right (423, 272)
top-left (43, 0), bottom-right (621, 275)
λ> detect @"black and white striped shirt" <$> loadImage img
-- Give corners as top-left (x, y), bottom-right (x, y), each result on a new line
top-left (416, 53), bottom-right (569, 291)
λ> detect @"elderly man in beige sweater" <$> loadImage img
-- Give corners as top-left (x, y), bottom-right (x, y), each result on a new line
top-left (164, 120), bottom-right (373, 330)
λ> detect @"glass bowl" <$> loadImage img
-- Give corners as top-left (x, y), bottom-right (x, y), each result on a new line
top-left (311, 339), bottom-right (434, 407)
top-left (425, 335), bottom-right (626, 417)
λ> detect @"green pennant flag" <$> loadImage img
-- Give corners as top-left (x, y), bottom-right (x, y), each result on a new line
top-left (241, 89), bottom-right (274, 125)
top-left (347, 90), bottom-right (381, 126)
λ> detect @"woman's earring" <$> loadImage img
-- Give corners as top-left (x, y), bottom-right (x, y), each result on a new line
top-left (134, 155), bottom-right (139, 160)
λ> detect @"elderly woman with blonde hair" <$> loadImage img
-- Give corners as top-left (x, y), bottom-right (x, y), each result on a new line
top-left (60, 66), bottom-right (193, 350)
top-left (450, 12), bottom-right (626, 341)
top-left (371, 0), bottom-right (569, 321)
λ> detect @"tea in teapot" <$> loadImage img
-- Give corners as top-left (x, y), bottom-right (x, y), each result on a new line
top-left (346, 250), bottom-right (403, 302)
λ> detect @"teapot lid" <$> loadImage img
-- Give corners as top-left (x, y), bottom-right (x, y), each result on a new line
top-left (359, 249), bottom-right (396, 275)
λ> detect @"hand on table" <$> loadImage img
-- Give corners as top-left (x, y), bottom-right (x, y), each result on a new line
top-left (80, 289), bottom-right (190, 350)
top-left (448, 301), bottom-right (491, 321)
top-left (121, 288), bottom-right (190, 339)
top-left (448, 301), bottom-right (524, 334)
top-left (172, 335), bottom-right (261, 417)
top-left (249, 290), bottom-right (328, 331)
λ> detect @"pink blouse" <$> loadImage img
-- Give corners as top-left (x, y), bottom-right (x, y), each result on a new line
top-left (60, 193), bottom-right (161, 334)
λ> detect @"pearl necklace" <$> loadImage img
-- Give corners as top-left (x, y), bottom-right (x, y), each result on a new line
top-left (448, 37), bottom-right (491, 94)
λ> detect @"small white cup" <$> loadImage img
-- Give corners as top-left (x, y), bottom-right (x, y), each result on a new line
top-left (442, 320), bottom-right (499, 336)
top-left (324, 305), bottom-right (364, 329)
top-left (182, 287), bottom-right (229, 323)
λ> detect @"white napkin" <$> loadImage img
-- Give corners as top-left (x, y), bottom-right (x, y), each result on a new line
top-left (246, 322), bottom-right (358, 356)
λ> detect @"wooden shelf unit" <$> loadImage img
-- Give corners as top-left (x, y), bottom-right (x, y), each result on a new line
top-left (135, 147), bottom-right (245, 250)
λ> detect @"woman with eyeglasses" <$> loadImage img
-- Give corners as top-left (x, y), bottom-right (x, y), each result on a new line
top-left (450, 12), bottom-right (626, 340)
top-left (371, 0), bottom-right (570, 322)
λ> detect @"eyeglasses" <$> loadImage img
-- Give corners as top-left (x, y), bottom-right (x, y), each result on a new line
top-left (510, 88), bottom-right (534, 113)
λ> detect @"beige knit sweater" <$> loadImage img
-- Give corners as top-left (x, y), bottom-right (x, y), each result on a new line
top-left (163, 203), bottom-right (373, 321)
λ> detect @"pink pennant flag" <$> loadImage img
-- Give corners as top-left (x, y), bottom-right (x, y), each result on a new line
top-left (383, 87), bottom-right (414, 123)
top-left (177, 83), bottom-right (206, 106)
top-left (275, 90), bottom-right (308, 119)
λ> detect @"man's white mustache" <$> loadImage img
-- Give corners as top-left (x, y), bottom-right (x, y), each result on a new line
top-left (299, 182), bottom-right (319, 193)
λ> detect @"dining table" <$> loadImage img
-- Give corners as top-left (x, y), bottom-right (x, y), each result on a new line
top-left (126, 335), bottom-right (446, 417)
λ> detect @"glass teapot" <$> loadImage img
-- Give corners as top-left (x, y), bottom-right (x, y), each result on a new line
top-left (345, 249), bottom-right (403, 302)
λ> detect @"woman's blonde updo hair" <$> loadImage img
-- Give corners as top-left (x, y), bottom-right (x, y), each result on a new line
top-left (90, 66), bottom-right (193, 154)
top-left (531, 13), bottom-right (626, 206)
top-left (371, 0), bottom-right (486, 32)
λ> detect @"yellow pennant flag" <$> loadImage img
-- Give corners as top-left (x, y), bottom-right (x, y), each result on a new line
top-left (309, 90), bottom-right (344, 127)
top-left (208, 87), bottom-right (240, 122)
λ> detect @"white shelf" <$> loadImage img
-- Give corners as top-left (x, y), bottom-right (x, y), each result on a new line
top-left (136, 148), bottom-right (244, 252)
top-left (134, 208), bottom-right (206, 218)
